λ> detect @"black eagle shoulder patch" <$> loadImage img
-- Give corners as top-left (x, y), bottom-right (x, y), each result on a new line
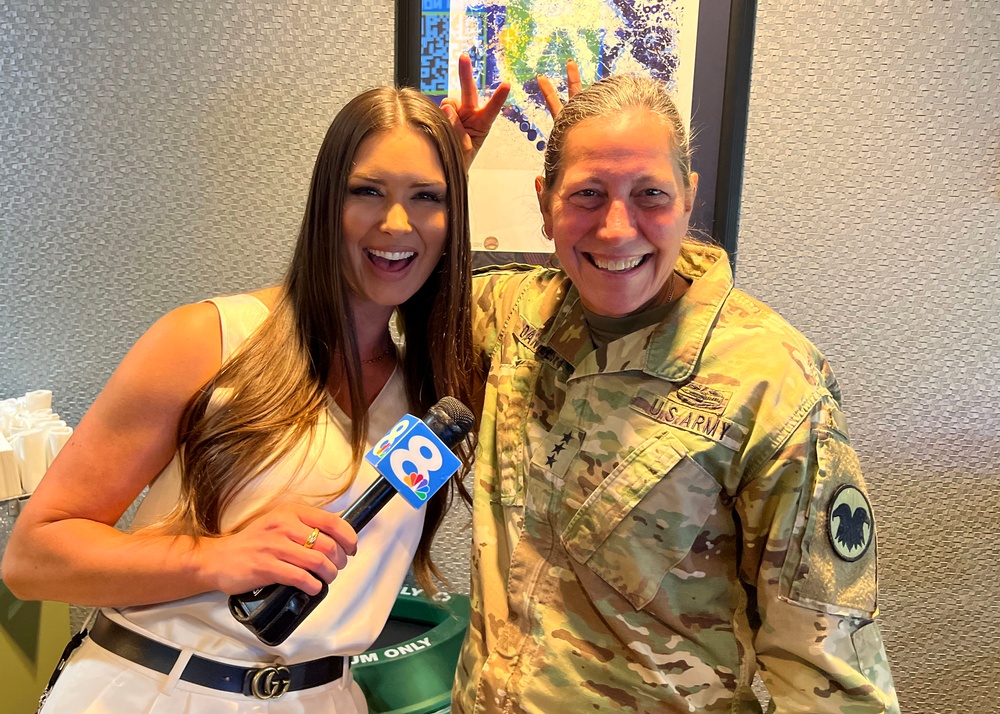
top-left (827, 484), bottom-right (874, 562)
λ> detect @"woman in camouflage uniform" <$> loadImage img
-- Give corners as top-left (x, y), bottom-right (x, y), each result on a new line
top-left (447, 70), bottom-right (899, 713)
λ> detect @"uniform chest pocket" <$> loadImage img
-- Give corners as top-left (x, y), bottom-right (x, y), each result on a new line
top-left (560, 434), bottom-right (722, 610)
top-left (491, 359), bottom-right (540, 507)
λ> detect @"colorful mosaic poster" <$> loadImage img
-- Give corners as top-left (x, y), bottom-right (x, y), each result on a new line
top-left (417, 0), bottom-right (700, 252)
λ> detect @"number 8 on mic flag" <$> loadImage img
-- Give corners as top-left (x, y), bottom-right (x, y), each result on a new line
top-left (364, 415), bottom-right (463, 509)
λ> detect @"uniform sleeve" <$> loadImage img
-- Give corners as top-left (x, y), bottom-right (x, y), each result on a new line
top-left (472, 271), bottom-right (503, 359)
top-left (736, 394), bottom-right (899, 713)
top-left (471, 266), bottom-right (537, 360)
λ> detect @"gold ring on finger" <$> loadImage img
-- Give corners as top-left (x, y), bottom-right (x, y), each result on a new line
top-left (303, 527), bottom-right (320, 549)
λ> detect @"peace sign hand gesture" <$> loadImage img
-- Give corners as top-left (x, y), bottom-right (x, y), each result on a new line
top-left (537, 58), bottom-right (583, 119)
top-left (440, 53), bottom-right (511, 169)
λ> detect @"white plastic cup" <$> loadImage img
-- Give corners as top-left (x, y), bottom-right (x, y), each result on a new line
top-left (10, 427), bottom-right (47, 493)
top-left (0, 434), bottom-right (20, 499)
top-left (1, 400), bottom-right (23, 438)
top-left (24, 389), bottom-right (53, 412)
top-left (7, 415), bottom-right (34, 437)
top-left (46, 426), bottom-right (74, 466)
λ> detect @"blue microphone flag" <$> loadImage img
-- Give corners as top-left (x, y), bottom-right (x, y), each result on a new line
top-left (364, 414), bottom-right (462, 509)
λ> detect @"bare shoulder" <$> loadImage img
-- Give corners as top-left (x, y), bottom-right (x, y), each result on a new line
top-left (84, 300), bottom-right (225, 437)
top-left (20, 301), bottom-right (226, 526)
top-left (121, 301), bottom-right (224, 393)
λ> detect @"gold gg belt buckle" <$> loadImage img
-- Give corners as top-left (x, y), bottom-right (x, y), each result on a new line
top-left (244, 664), bottom-right (292, 699)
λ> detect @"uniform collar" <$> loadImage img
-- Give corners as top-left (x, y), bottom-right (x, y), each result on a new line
top-left (539, 241), bottom-right (733, 381)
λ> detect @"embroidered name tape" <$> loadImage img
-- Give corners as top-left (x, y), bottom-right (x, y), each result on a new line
top-left (631, 389), bottom-right (745, 450)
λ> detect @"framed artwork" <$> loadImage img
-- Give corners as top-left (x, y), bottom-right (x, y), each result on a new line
top-left (395, 0), bottom-right (756, 271)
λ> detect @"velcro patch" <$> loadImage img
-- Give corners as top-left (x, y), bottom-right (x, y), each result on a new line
top-left (516, 322), bottom-right (541, 352)
top-left (630, 388), bottom-right (746, 450)
top-left (515, 322), bottom-right (561, 366)
top-left (669, 382), bottom-right (732, 414)
top-left (827, 484), bottom-right (874, 562)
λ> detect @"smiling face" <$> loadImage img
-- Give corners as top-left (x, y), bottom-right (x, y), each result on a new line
top-left (342, 125), bottom-right (449, 315)
top-left (538, 109), bottom-right (697, 318)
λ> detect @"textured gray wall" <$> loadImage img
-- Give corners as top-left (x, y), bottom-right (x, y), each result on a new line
top-left (736, 1), bottom-right (1000, 711)
top-left (1, 0), bottom-right (394, 421)
top-left (0, 0), bottom-right (406, 634)
top-left (2, 0), bottom-right (999, 712)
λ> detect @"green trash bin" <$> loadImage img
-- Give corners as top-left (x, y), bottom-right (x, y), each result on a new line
top-left (351, 586), bottom-right (470, 714)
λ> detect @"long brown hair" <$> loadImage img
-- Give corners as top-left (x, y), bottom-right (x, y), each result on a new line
top-left (167, 87), bottom-right (475, 592)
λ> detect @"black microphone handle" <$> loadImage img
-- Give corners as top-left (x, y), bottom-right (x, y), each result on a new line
top-left (228, 397), bottom-right (473, 646)
top-left (340, 478), bottom-right (397, 533)
top-left (228, 477), bottom-right (417, 646)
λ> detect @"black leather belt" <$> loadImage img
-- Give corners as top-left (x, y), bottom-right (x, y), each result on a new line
top-left (89, 612), bottom-right (343, 700)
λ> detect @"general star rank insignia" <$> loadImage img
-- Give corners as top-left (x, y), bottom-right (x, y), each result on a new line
top-left (827, 484), bottom-right (874, 562)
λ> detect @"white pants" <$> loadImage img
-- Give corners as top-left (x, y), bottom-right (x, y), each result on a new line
top-left (39, 637), bottom-right (369, 713)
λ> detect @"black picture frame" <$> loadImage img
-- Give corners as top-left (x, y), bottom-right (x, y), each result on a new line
top-left (395, 1), bottom-right (757, 272)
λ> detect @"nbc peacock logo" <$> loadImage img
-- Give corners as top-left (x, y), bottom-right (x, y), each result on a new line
top-left (403, 472), bottom-right (430, 500)
top-left (373, 419), bottom-right (410, 459)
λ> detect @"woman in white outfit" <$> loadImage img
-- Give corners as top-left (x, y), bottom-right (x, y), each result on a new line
top-left (1, 84), bottom-right (500, 712)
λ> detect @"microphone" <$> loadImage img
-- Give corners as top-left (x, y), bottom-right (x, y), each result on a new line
top-left (228, 396), bottom-right (474, 646)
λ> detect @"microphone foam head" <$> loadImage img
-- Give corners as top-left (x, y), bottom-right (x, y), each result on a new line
top-left (433, 396), bottom-right (475, 434)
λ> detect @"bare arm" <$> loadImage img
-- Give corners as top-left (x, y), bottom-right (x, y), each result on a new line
top-left (1, 301), bottom-right (357, 607)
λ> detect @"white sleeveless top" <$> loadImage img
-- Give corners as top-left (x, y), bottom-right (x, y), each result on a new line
top-left (110, 293), bottom-right (422, 664)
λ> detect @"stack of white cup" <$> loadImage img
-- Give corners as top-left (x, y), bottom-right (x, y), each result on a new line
top-left (0, 389), bottom-right (74, 499)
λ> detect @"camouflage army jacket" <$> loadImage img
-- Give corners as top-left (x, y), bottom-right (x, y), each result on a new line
top-left (453, 241), bottom-right (898, 713)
